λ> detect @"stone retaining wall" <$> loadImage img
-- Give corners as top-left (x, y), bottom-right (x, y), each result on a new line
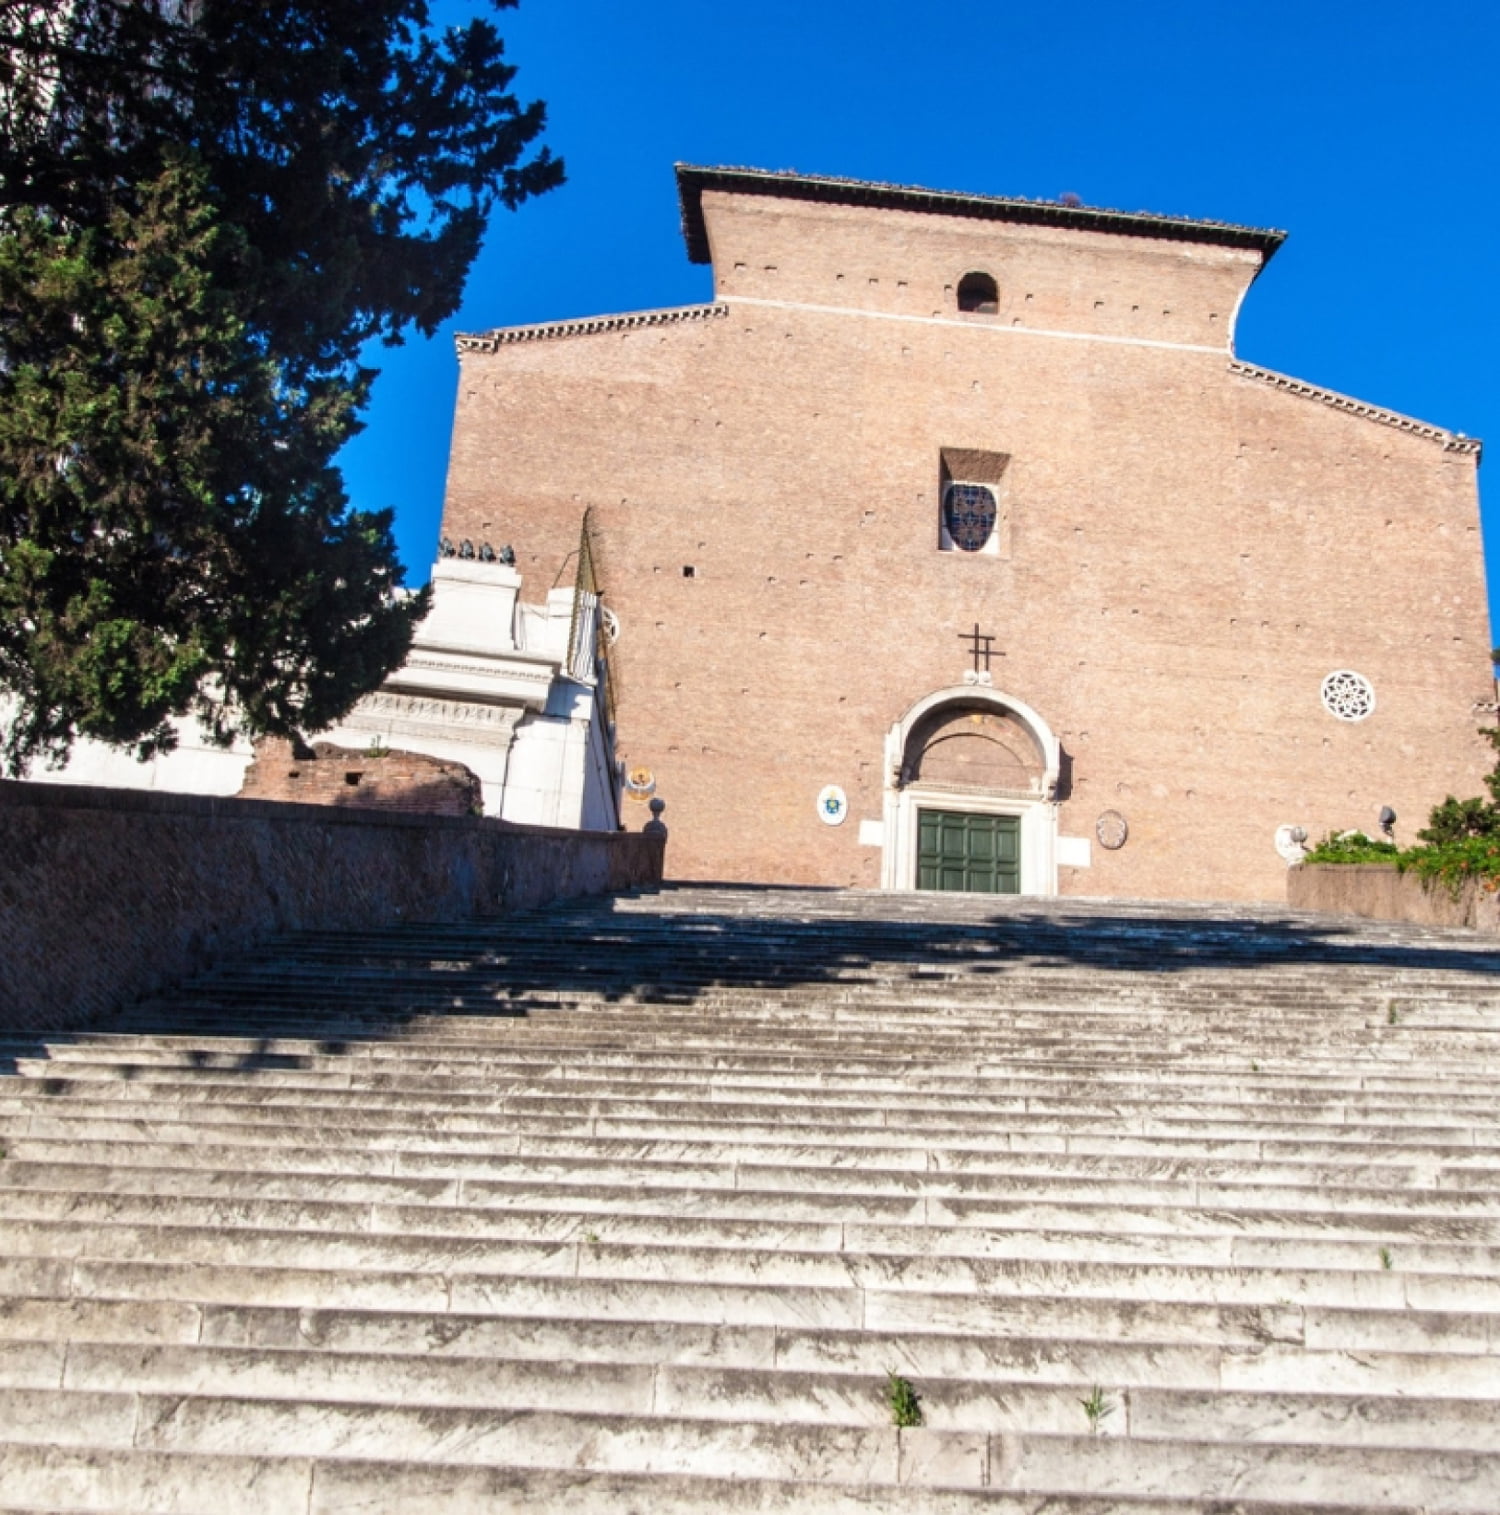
top-left (238, 737), bottom-right (483, 817)
top-left (0, 780), bottom-right (665, 1033)
top-left (1288, 862), bottom-right (1500, 933)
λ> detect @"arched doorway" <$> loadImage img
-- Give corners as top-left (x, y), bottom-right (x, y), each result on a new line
top-left (880, 686), bottom-right (1061, 895)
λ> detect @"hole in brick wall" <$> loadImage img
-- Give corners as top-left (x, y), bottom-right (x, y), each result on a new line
top-left (682, 566), bottom-right (695, 578)
top-left (956, 271), bottom-right (998, 313)
top-left (344, 772), bottom-right (363, 787)
top-left (288, 770), bottom-right (301, 779)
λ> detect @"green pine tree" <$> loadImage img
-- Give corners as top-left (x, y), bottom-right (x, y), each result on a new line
top-left (0, 0), bottom-right (561, 772)
top-left (0, 155), bottom-right (424, 771)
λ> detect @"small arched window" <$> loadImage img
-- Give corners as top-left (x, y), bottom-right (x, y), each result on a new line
top-left (942, 482), bottom-right (998, 552)
top-left (956, 271), bottom-right (998, 314)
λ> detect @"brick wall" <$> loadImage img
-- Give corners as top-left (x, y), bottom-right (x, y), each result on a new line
top-left (442, 185), bottom-right (1493, 901)
top-left (0, 780), bottom-right (665, 1034)
top-left (239, 738), bottom-right (483, 817)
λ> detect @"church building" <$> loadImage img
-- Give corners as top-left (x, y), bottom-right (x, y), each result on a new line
top-left (442, 164), bottom-right (1492, 901)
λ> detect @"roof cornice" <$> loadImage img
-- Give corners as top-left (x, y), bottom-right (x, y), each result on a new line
top-left (675, 164), bottom-right (1286, 266)
top-left (1229, 361), bottom-right (1482, 458)
top-left (456, 302), bottom-right (726, 354)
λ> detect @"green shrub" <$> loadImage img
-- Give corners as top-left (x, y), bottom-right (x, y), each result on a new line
top-left (1420, 792), bottom-right (1500, 845)
top-left (1302, 832), bottom-right (1400, 865)
top-left (1401, 835), bottom-right (1500, 892)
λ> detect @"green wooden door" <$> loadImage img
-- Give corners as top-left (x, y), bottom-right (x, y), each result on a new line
top-left (917, 810), bottom-right (1021, 894)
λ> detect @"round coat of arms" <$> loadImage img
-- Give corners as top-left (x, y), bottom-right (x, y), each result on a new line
top-left (1096, 810), bottom-right (1129, 850)
top-left (817, 785), bottom-right (849, 826)
top-left (624, 766), bottom-right (656, 802)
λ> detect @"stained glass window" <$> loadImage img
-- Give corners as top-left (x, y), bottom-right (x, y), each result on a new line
top-left (943, 482), bottom-right (997, 552)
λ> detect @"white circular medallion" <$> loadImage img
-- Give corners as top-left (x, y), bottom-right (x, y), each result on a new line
top-left (623, 766), bottom-right (656, 802)
top-left (816, 785), bottom-right (848, 826)
top-left (1321, 670), bottom-right (1375, 722)
top-left (1096, 810), bottom-right (1128, 850)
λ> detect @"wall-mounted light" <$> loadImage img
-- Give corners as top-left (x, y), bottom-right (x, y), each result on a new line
top-left (1378, 806), bottom-right (1396, 837)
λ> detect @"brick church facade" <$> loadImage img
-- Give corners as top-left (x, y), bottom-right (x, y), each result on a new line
top-left (440, 165), bottom-right (1492, 901)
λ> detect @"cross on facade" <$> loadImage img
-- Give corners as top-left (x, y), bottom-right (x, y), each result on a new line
top-left (960, 622), bottom-right (997, 675)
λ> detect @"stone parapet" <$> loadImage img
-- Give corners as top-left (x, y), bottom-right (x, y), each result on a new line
top-left (0, 780), bottom-right (664, 1033)
top-left (1288, 862), bottom-right (1500, 933)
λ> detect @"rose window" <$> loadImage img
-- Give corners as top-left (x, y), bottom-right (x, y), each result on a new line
top-left (1321, 670), bottom-right (1375, 722)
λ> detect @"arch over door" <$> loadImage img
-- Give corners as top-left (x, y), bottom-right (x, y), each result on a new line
top-left (904, 706), bottom-right (1046, 792)
top-left (882, 685), bottom-right (1061, 895)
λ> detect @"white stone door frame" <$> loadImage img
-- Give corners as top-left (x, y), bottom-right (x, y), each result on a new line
top-left (880, 685), bottom-right (1062, 897)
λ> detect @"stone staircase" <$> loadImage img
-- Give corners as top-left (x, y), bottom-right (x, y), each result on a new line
top-left (2, 882), bottom-right (1499, 1513)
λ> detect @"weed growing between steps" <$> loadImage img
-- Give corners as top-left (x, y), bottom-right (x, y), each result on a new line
top-left (884, 1372), bottom-right (922, 1428)
top-left (1081, 1385), bottom-right (1115, 1435)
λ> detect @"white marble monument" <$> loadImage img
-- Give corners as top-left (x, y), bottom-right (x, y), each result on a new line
top-left (15, 557), bottom-right (623, 831)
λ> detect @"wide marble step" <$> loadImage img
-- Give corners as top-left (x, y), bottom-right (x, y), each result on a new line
top-left (4, 882), bottom-right (1499, 1510)
top-left (0, 1443), bottom-right (1407, 1515)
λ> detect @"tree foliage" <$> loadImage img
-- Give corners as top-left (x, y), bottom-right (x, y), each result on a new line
top-left (0, 0), bottom-right (562, 371)
top-left (0, 0), bottom-right (561, 772)
top-left (1419, 685), bottom-right (1500, 846)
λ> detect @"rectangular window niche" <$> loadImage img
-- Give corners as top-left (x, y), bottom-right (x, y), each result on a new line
top-left (939, 446), bottom-right (1012, 557)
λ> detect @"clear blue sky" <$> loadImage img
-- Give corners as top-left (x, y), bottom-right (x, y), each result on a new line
top-left (340, 0), bottom-right (1500, 646)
